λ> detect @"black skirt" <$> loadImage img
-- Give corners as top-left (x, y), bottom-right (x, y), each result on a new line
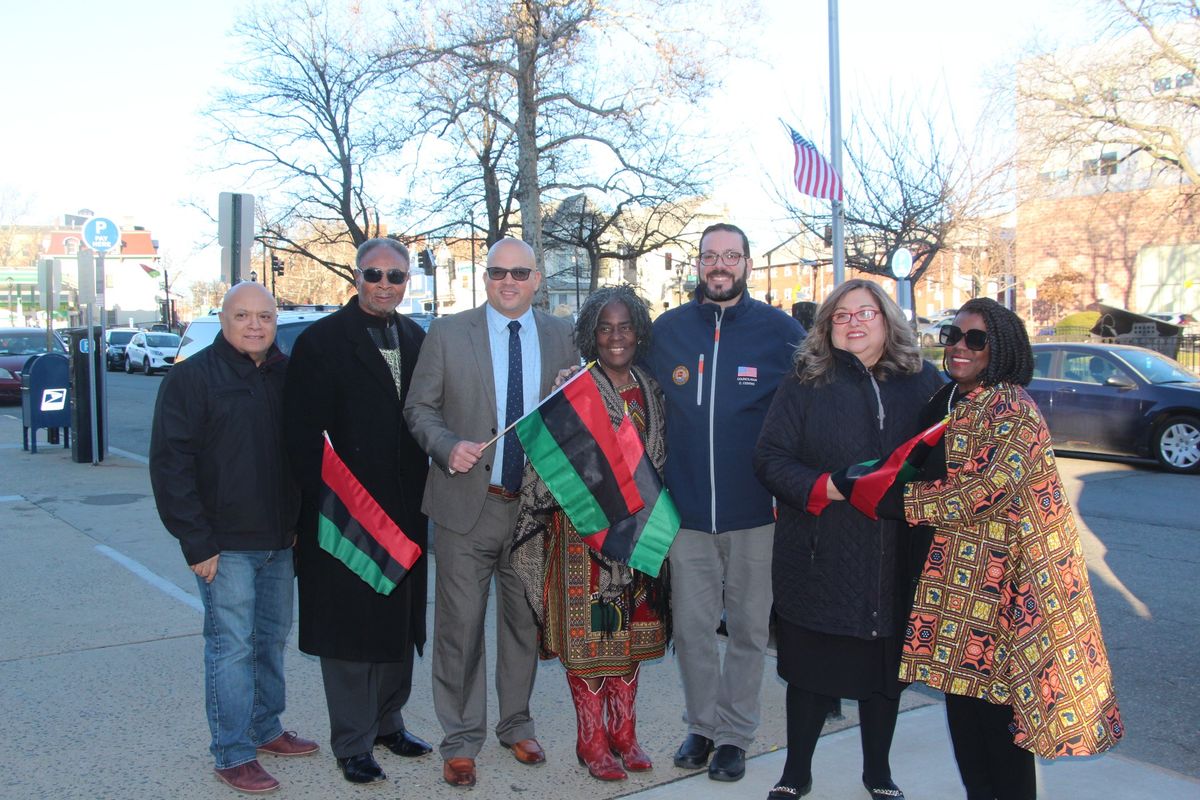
top-left (775, 615), bottom-right (905, 701)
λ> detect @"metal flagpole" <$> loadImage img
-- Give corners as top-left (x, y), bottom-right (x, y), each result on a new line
top-left (828, 0), bottom-right (845, 286)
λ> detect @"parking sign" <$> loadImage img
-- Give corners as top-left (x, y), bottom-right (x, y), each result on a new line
top-left (82, 217), bottom-right (122, 253)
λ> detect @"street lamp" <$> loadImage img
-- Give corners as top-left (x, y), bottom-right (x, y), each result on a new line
top-left (249, 270), bottom-right (258, 283)
top-left (573, 253), bottom-right (581, 311)
top-left (5, 277), bottom-right (13, 324)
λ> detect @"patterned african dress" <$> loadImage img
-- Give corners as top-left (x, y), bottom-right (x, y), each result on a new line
top-left (899, 382), bottom-right (1124, 758)
top-left (540, 381), bottom-right (669, 678)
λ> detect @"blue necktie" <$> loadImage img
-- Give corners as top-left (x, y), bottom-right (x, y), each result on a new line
top-left (502, 320), bottom-right (524, 493)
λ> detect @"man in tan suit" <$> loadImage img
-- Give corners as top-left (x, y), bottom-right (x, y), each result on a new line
top-left (404, 238), bottom-right (578, 788)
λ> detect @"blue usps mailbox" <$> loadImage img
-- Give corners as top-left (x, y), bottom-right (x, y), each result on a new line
top-left (21, 353), bottom-right (71, 453)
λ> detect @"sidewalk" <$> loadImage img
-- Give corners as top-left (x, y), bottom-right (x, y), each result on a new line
top-left (2, 413), bottom-right (1196, 799)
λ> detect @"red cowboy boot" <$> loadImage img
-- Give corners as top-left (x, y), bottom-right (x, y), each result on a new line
top-left (605, 665), bottom-right (653, 771)
top-left (566, 672), bottom-right (627, 781)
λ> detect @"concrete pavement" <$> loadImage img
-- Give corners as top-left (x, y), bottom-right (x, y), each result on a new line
top-left (1, 412), bottom-right (1196, 799)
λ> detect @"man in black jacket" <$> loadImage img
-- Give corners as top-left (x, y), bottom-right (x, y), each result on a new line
top-left (150, 281), bottom-right (317, 795)
top-left (283, 238), bottom-right (432, 785)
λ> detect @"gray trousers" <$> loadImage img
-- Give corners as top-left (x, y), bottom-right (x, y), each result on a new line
top-left (669, 524), bottom-right (774, 751)
top-left (431, 493), bottom-right (539, 759)
top-left (319, 655), bottom-right (413, 759)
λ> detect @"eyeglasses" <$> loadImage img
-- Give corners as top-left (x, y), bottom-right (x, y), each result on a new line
top-left (698, 250), bottom-right (745, 267)
top-left (360, 267), bottom-right (409, 285)
top-left (485, 266), bottom-right (533, 281)
top-left (940, 325), bottom-right (988, 350)
top-left (831, 308), bottom-right (879, 325)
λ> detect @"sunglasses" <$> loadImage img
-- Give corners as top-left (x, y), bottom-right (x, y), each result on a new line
top-left (939, 325), bottom-right (988, 351)
top-left (360, 267), bottom-right (409, 284)
top-left (485, 266), bottom-right (533, 281)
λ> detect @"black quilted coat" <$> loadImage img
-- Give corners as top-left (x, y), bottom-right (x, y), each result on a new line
top-left (754, 351), bottom-right (943, 640)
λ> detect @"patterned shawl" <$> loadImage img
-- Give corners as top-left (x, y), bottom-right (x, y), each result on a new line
top-left (899, 383), bottom-right (1124, 758)
top-left (511, 364), bottom-right (667, 630)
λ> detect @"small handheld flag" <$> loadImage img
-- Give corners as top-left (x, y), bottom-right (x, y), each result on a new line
top-left (317, 434), bottom-right (421, 594)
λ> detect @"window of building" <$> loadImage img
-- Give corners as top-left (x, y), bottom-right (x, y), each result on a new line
top-left (1153, 76), bottom-right (1173, 92)
top-left (63, 237), bottom-right (79, 255)
top-left (1038, 169), bottom-right (1069, 183)
top-left (1178, 72), bottom-right (1195, 89)
top-left (1082, 152), bottom-right (1118, 177)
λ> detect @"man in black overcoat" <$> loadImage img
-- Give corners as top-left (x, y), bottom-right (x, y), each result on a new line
top-left (283, 238), bottom-right (432, 785)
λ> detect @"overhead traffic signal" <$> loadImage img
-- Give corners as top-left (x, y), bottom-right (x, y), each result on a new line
top-left (418, 248), bottom-right (435, 275)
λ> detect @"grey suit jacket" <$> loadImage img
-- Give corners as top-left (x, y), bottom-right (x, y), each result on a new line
top-left (404, 305), bottom-right (578, 534)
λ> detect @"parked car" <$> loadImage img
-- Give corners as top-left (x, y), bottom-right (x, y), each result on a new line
top-left (1027, 342), bottom-right (1200, 473)
top-left (174, 307), bottom-right (432, 364)
top-left (918, 317), bottom-right (955, 347)
top-left (0, 327), bottom-right (67, 403)
top-left (105, 327), bottom-right (141, 371)
top-left (124, 331), bottom-right (181, 375)
top-left (175, 308), bottom-right (333, 364)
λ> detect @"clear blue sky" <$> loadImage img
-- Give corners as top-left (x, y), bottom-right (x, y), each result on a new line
top-left (0, 0), bottom-right (1090, 285)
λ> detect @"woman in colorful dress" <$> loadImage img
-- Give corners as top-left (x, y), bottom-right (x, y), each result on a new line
top-left (863, 298), bottom-right (1124, 799)
top-left (511, 285), bottom-right (669, 782)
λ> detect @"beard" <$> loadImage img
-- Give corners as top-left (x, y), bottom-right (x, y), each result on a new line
top-left (699, 269), bottom-right (747, 303)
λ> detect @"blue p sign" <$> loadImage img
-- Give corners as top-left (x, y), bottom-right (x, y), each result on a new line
top-left (82, 217), bottom-right (122, 253)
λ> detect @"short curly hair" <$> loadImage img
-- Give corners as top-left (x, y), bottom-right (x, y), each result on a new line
top-left (956, 297), bottom-right (1034, 387)
top-left (573, 285), bottom-right (653, 364)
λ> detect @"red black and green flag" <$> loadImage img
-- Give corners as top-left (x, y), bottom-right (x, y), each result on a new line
top-left (140, 263), bottom-right (161, 279)
top-left (831, 418), bottom-right (948, 520)
top-left (580, 414), bottom-right (680, 577)
top-left (317, 434), bottom-right (421, 594)
top-left (514, 369), bottom-right (644, 535)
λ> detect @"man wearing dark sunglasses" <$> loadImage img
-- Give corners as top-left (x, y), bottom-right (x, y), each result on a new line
top-left (405, 237), bottom-right (577, 788)
top-left (283, 237), bottom-right (434, 785)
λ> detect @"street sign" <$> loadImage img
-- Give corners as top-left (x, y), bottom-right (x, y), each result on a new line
top-left (82, 217), bottom-right (122, 253)
top-left (890, 247), bottom-right (913, 279)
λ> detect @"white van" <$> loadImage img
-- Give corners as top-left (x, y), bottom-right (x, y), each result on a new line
top-left (174, 307), bottom-right (335, 364)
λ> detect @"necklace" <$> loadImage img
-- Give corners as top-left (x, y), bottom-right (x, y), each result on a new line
top-left (946, 383), bottom-right (958, 415)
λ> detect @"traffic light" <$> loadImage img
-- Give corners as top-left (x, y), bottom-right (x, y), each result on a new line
top-left (418, 248), bottom-right (435, 275)
top-left (271, 254), bottom-right (285, 275)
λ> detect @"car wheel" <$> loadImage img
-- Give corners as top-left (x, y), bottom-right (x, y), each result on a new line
top-left (1153, 415), bottom-right (1200, 474)
top-left (144, 357), bottom-right (155, 376)
top-left (125, 355), bottom-right (135, 374)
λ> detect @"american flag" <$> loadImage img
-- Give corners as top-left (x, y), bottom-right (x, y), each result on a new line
top-left (786, 124), bottom-right (843, 202)
top-left (737, 365), bottom-right (758, 379)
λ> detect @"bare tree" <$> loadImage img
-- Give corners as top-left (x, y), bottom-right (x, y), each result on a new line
top-left (1016, 0), bottom-right (1200, 190)
top-left (207, 0), bottom-right (417, 283)
top-left (412, 0), bottom-right (742, 271)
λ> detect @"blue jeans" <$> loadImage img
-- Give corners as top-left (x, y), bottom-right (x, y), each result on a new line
top-left (196, 549), bottom-right (294, 769)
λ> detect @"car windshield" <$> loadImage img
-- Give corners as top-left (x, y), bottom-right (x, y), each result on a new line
top-left (145, 334), bottom-right (181, 348)
top-left (0, 334), bottom-right (63, 355)
top-left (1118, 350), bottom-right (1198, 384)
top-left (109, 331), bottom-right (135, 345)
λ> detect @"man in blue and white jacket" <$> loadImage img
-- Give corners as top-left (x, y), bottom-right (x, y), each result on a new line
top-left (647, 222), bottom-right (805, 782)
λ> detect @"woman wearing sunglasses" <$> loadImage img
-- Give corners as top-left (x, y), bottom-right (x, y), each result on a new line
top-left (862, 298), bottom-right (1124, 799)
top-left (754, 279), bottom-right (943, 800)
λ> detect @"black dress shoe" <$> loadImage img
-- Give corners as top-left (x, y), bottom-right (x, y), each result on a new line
top-left (708, 744), bottom-right (746, 781)
top-left (672, 734), bottom-right (714, 769)
top-left (767, 777), bottom-right (813, 798)
top-left (375, 729), bottom-right (433, 758)
top-left (337, 752), bottom-right (386, 784)
top-left (862, 774), bottom-right (905, 799)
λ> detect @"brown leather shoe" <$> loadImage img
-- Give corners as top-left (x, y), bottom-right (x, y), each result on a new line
top-left (214, 760), bottom-right (280, 794)
top-left (442, 757), bottom-right (477, 787)
top-left (502, 738), bottom-right (546, 765)
top-left (257, 731), bottom-right (320, 757)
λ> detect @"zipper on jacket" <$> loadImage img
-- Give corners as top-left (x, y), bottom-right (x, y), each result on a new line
top-left (707, 308), bottom-right (724, 533)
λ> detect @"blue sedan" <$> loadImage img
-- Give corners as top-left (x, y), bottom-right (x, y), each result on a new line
top-left (1027, 342), bottom-right (1200, 473)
